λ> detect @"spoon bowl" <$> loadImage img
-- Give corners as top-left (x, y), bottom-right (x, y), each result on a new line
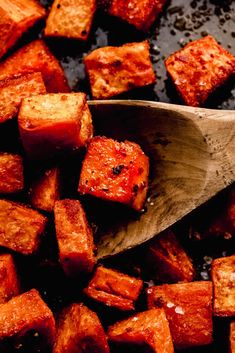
top-left (87, 100), bottom-right (235, 259)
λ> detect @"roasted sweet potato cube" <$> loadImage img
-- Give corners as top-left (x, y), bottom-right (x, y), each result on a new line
top-left (147, 281), bottom-right (213, 349)
top-left (53, 303), bottom-right (109, 353)
top-left (0, 199), bottom-right (47, 255)
top-left (0, 40), bottom-right (69, 93)
top-left (54, 199), bottom-right (96, 276)
top-left (18, 93), bottom-right (93, 159)
top-left (84, 266), bottom-right (143, 311)
top-left (165, 35), bottom-right (235, 107)
top-left (230, 322), bottom-right (235, 353)
top-left (0, 254), bottom-right (20, 304)
top-left (45, 0), bottom-right (96, 41)
top-left (84, 41), bottom-right (156, 99)
top-left (146, 229), bottom-right (195, 283)
top-left (0, 153), bottom-right (24, 194)
top-left (0, 0), bottom-right (46, 59)
top-left (30, 167), bottom-right (60, 212)
top-left (0, 289), bottom-right (55, 351)
top-left (108, 0), bottom-right (167, 31)
top-left (78, 136), bottom-right (149, 211)
top-left (108, 308), bottom-right (173, 353)
top-left (0, 72), bottom-right (46, 124)
top-left (211, 254), bottom-right (235, 316)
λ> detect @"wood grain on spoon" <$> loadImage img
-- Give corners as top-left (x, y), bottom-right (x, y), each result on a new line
top-left (88, 100), bottom-right (235, 259)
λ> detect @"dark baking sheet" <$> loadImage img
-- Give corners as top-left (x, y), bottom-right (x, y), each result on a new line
top-left (0, 1), bottom-right (234, 353)
top-left (39, 0), bottom-right (235, 109)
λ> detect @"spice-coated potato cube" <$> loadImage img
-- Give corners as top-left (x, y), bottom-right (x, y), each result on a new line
top-left (84, 266), bottom-right (143, 311)
top-left (0, 153), bottom-right (24, 194)
top-left (53, 303), bottom-right (110, 353)
top-left (0, 254), bottom-right (20, 304)
top-left (0, 40), bottom-right (70, 93)
top-left (146, 229), bottom-right (195, 283)
top-left (0, 0), bottom-right (46, 59)
top-left (78, 136), bottom-right (149, 211)
top-left (0, 72), bottom-right (46, 124)
top-left (0, 289), bottom-right (55, 351)
top-left (30, 167), bottom-right (60, 212)
top-left (165, 35), bottom-right (235, 107)
top-left (230, 322), bottom-right (235, 353)
top-left (212, 254), bottom-right (235, 316)
top-left (108, 308), bottom-right (174, 353)
top-left (147, 281), bottom-right (213, 349)
top-left (84, 41), bottom-right (156, 99)
top-left (108, 0), bottom-right (167, 31)
top-left (18, 93), bottom-right (93, 159)
top-left (0, 199), bottom-right (47, 255)
top-left (45, 0), bottom-right (96, 41)
top-left (54, 199), bottom-right (96, 276)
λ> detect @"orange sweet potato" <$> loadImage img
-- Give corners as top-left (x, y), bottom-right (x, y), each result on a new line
top-left (30, 167), bottom-right (60, 212)
top-left (0, 289), bottom-right (55, 351)
top-left (53, 303), bottom-right (110, 353)
top-left (230, 322), bottom-right (235, 353)
top-left (54, 199), bottom-right (96, 276)
top-left (45, 0), bottom-right (96, 41)
top-left (84, 40), bottom-right (156, 99)
top-left (0, 0), bottom-right (45, 59)
top-left (0, 153), bottom-right (24, 194)
top-left (78, 136), bottom-right (149, 211)
top-left (108, 308), bottom-right (174, 353)
top-left (0, 253), bottom-right (20, 304)
top-left (0, 72), bottom-right (46, 124)
top-left (108, 0), bottom-right (167, 31)
top-left (18, 93), bottom-right (93, 159)
top-left (0, 199), bottom-right (47, 255)
top-left (212, 254), bottom-right (235, 317)
top-left (147, 281), bottom-right (213, 349)
top-left (84, 266), bottom-right (143, 311)
top-left (0, 40), bottom-right (70, 93)
top-left (165, 35), bottom-right (235, 107)
top-left (146, 229), bottom-right (195, 283)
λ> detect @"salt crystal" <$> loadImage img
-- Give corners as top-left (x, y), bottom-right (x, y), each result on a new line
top-left (166, 302), bottom-right (175, 308)
top-left (175, 306), bottom-right (184, 315)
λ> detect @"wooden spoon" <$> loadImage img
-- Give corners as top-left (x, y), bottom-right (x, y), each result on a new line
top-left (87, 100), bottom-right (235, 259)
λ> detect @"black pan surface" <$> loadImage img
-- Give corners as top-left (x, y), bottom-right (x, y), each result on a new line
top-left (0, 1), bottom-right (234, 353)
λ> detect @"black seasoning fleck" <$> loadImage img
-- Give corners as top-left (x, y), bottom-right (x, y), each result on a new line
top-left (57, 3), bottom-right (61, 8)
top-left (112, 165), bottom-right (124, 175)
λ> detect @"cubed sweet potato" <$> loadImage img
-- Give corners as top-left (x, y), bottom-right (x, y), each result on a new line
top-left (146, 229), bottom-right (195, 283)
top-left (78, 136), bottom-right (149, 211)
top-left (84, 266), bottom-right (143, 311)
top-left (30, 167), bottom-right (60, 212)
top-left (54, 199), bottom-right (96, 276)
top-left (0, 153), bottom-right (24, 193)
top-left (0, 0), bottom-right (46, 59)
top-left (18, 93), bottom-right (93, 159)
top-left (230, 322), bottom-right (235, 353)
top-left (0, 39), bottom-right (69, 93)
top-left (84, 40), bottom-right (156, 99)
top-left (0, 289), bottom-right (55, 351)
top-left (165, 35), bottom-right (235, 107)
top-left (0, 253), bottom-right (20, 304)
top-left (147, 281), bottom-right (213, 349)
top-left (108, 308), bottom-right (174, 353)
top-left (211, 254), bottom-right (235, 316)
top-left (0, 72), bottom-right (46, 124)
top-left (108, 0), bottom-right (167, 31)
top-left (53, 303), bottom-right (109, 353)
top-left (45, 0), bottom-right (96, 41)
top-left (0, 199), bottom-right (47, 255)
